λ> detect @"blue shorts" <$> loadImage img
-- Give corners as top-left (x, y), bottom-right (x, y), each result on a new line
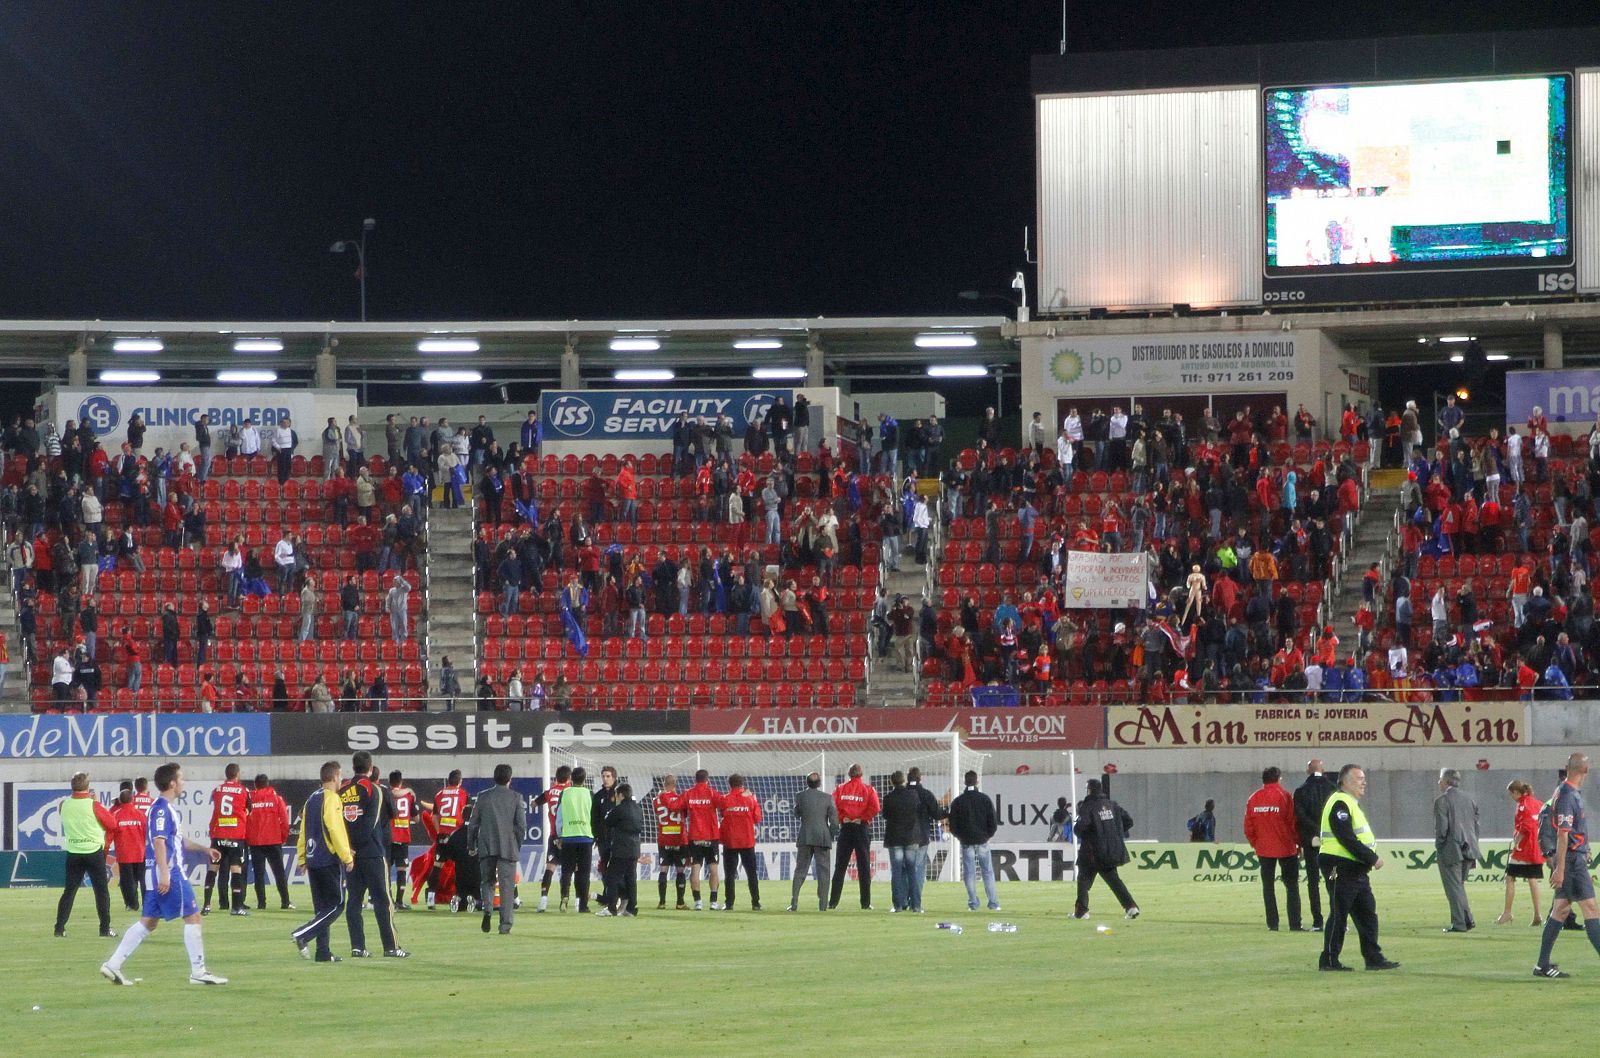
top-left (1557, 852), bottom-right (1597, 903)
top-left (142, 876), bottom-right (199, 921)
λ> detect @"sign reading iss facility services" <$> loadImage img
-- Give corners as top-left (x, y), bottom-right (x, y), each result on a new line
top-left (1038, 331), bottom-right (1304, 397)
top-left (1107, 701), bottom-right (1528, 749)
top-left (539, 388), bottom-right (793, 441)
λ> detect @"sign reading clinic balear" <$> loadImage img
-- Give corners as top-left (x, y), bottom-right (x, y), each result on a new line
top-left (52, 387), bottom-right (358, 461)
top-left (539, 388), bottom-right (793, 441)
top-left (1038, 332), bottom-right (1304, 397)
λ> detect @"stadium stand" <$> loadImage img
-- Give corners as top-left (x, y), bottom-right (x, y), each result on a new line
top-left (8, 431), bottom-right (427, 713)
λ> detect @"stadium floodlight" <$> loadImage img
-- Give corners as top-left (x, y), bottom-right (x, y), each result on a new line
top-left (609, 337), bottom-right (661, 352)
top-left (417, 338), bottom-right (480, 354)
top-left (734, 338), bottom-right (784, 350)
top-left (216, 369), bottom-right (277, 384)
top-left (751, 367), bottom-right (807, 380)
top-left (1438, 335), bottom-right (1473, 344)
top-left (232, 338), bottom-right (283, 353)
top-left (926, 364), bottom-right (989, 378)
top-left (914, 334), bottom-right (977, 348)
top-left (112, 338), bottom-right (164, 353)
top-left (100, 370), bottom-right (161, 383)
top-left (1485, 353), bottom-right (1510, 362)
top-left (420, 369), bottom-right (483, 383)
top-left (614, 368), bottom-right (674, 382)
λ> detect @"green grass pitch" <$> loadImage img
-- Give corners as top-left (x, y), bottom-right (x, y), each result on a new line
top-left (5, 871), bottom-right (1594, 1057)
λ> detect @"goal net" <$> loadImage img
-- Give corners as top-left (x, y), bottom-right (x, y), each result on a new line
top-left (542, 732), bottom-right (987, 883)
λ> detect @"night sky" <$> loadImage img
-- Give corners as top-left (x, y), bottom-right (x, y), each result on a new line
top-left (0, 2), bottom-right (1590, 322)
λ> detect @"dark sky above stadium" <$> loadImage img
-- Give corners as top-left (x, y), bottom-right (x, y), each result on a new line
top-left (0, 1), bottom-right (1589, 322)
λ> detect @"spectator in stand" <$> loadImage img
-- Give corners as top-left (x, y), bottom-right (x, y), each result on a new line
top-left (320, 418), bottom-right (343, 480)
top-left (339, 574), bottom-right (361, 640)
top-left (297, 575), bottom-right (318, 643)
top-left (1244, 767), bottom-right (1303, 932)
top-left (498, 548), bottom-right (522, 618)
top-left (159, 603), bottom-right (179, 666)
top-left (194, 414), bottom-right (212, 484)
top-left (271, 416), bottom-right (294, 485)
top-left (274, 533), bottom-right (297, 594)
top-left (119, 624), bottom-right (144, 694)
top-left (386, 575), bottom-right (411, 644)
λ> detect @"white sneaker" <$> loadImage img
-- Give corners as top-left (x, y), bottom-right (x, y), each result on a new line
top-left (887, 907), bottom-right (900, 914)
top-left (189, 969), bottom-right (228, 985)
top-left (536, 895), bottom-right (548, 913)
top-left (595, 908), bottom-right (614, 917)
top-left (709, 902), bottom-right (722, 911)
top-left (1125, 907), bottom-right (1141, 920)
top-left (100, 963), bottom-right (132, 986)
top-left (693, 900), bottom-right (703, 911)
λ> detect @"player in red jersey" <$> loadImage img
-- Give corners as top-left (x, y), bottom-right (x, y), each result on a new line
top-left (719, 774), bottom-right (763, 911)
top-left (109, 786), bottom-right (148, 912)
top-left (653, 773), bottom-right (689, 910)
top-left (205, 762), bottom-right (251, 916)
top-left (682, 769), bottom-right (723, 910)
top-left (429, 769), bottom-right (468, 909)
top-left (132, 776), bottom-right (154, 815)
top-left (245, 773), bottom-right (294, 911)
top-left (535, 765), bottom-right (571, 913)
top-left (386, 770), bottom-right (430, 910)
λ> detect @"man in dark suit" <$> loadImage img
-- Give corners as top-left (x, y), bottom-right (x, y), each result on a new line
top-left (789, 772), bottom-right (839, 912)
top-left (467, 763), bottom-right (527, 935)
top-left (1293, 758), bottom-right (1336, 931)
top-left (1435, 768), bottom-right (1482, 933)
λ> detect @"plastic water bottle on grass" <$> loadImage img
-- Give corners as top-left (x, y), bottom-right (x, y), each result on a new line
top-left (937, 921), bottom-right (964, 934)
top-left (987, 922), bottom-right (1017, 933)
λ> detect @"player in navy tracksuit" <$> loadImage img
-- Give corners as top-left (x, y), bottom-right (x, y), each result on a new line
top-left (339, 751), bottom-right (408, 958)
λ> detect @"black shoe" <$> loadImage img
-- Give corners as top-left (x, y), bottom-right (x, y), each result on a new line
top-left (1442, 926), bottom-right (1470, 933)
top-left (383, 948), bottom-right (409, 958)
top-left (1291, 926), bottom-right (1313, 932)
top-left (53, 927), bottom-right (65, 938)
top-left (1365, 959), bottom-right (1401, 971)
top-left (1267, 925), bottom-right (1279, 932)
top-left (100, 928), bottom-right (117, 938)
top-left (200, 907), bottom-right (211, 916)
top-left (481, 912), bottom-right (492, 933)
top-left (1319, 961), bottom-right (1353, 972)
top-left (315, 954), bottom-right (343, 963)
top-left (257, 904), bottom-right (267, 911)
top-left (351, 948), bottom-right (373, 958)
top-left (1535, 964), bottom-right (1571, 978)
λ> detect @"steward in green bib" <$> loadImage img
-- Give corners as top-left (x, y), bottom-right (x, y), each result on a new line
top-left (54, 771), bottom-right (116, 938)
top-left (1317, 764), bottom-right (1398, 972)
top-left (554, 766), bottom-right (595, 913)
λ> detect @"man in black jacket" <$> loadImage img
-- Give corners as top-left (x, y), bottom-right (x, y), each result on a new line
top-left (1073, 780), bottom-right (1139, 920)
top-left (1293, 758), bottom-right (1336, 931)
top-left (881, 772), bottom-right (919, 913)
top-left (599, 784), bottom-right (644, 917)
top-left (590, 766), bottom-right (619, 910)
top-left (903, 767), bottom-right (947, 914)
top-left (948, 771), bottom-right (999, 912)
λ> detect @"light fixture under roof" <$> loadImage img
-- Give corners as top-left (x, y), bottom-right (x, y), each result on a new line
top-left (926, 364), bottom-right (989, 378)
top-left (751, 367), bottom-right (807, 380)
top-left (216, 369), bottom-right (278, 384)
top-left (232, 338), bottom-right (283, 353)
top-left (613, 368), bottom-right (674, 382)
top-left (609, 337), bottom-right (661, 352)
top-left (735, 338), bottom-right (784, 350)
top-left (915, 334), bottom-right (977, 349)
top-left (112, 338), bottom-right (163, 353)
top-left (417, 338), bottom-right (481, 354)
top-left (1449, 353), bottom-right (1465, 363)
top-left (420, 369), bottom-right (483, 383)
top-left (1485, 353), bottom-right (1510, 362)
top-left (1438, 335), bottom-right (1473, 344)
top-left (100, 369), bottom-right (161, 383)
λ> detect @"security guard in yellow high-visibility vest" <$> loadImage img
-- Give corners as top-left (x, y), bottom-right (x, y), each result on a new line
top-left (1317, 765), bottom-right (1400, 972)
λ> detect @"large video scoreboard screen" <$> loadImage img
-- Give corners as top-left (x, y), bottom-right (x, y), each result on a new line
top-left (1264, 76), bottom-right (1570, 281)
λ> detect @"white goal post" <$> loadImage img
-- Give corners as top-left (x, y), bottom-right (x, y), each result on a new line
top-left (542, 731), bottom-right (987, 883)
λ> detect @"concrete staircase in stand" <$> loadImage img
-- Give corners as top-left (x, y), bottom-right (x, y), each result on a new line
top-left (1328, 468), bottom-right (1407, 635)
top-left (423, 506), bottom-right (478, 709)
top-left (0, 582), bottom-right (25, 712)
top-left (866, 537), bottom-right (933, 707)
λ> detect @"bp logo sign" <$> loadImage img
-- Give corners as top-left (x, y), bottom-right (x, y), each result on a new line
top-left (78, 395), bottom-right (120, 436)
top-left (545, 396), bottom-right (594, 438)
top-left (1048, 349), bottom-right (1084, 386)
